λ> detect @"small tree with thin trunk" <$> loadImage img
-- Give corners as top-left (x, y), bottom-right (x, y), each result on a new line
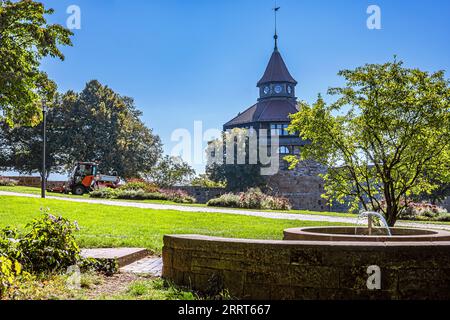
top-left (286, 59), bottom-right (450, 226)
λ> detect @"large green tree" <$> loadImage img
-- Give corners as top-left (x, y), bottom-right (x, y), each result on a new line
top-left (57, 81), bottom-right (163, 178)
top-left (287, 59), bottom-right (450, 226)
top-left (0, 0), bottom-right (72, 126)
top-left (145, 155), bottom-right (195, 188)
top-left (0, 112), bottom-right (66, 178)
top-left (0, 81), bottom-right (163, 178)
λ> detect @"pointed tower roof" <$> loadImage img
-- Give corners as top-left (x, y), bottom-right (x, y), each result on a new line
top-left (257, 49), bottom-right (297, 86)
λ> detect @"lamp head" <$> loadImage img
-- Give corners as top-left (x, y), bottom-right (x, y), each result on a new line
top-left (42, 100), bottom-right (48, 113)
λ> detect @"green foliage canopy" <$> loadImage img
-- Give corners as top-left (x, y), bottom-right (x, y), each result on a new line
top-left (0, 0), bottom-right (72, 126)
top-left (145, 155), bottom-right (195, 188)
top-left (287, 59), bottom-right (450, 226)
top-left (0, 80), bottom-right (163, 178)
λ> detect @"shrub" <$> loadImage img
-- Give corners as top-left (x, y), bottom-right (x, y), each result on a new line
top-left (0, 228), bottom-right (20, 260)
top-left (207, 188), bottom-right (291, 211)
top-left (90, 187), bottom-right (196, 204)
top-left (1, 214), bottom-right (122, 283)
top-left (207, 193), bottom-right (241, 208)
top-left (116, 189), bottom-right (149, 200)
top-left (0, 257), bottom-right (32, 300)
top-left (17, 214), bottom-right (81, 273)
top-left (397, 201), bottom-right (448, 221)
top-left (80, 258), bottom-right (119, 276)
top-left (262, 195), bottom-right (292, 211)
top-left (0, 177), bottom-right (19, 187)
top-left (90, 188), bottom-right (119, 199)
top-left (120, 179), bottom-right (159, 193)
top-left (239, 188), bottom-right (265, 209)
top-left (160, 189), bottom-right (196, 204)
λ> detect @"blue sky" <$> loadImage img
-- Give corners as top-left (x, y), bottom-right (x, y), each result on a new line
top-left (38, 0), bottom-right (450, 175)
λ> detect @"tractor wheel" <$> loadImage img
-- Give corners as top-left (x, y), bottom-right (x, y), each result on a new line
top-left (72, 185), bottom-right (86, 196)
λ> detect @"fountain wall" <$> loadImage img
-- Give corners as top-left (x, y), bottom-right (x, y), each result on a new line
top-left (162, 234), bottom-right (450, 300)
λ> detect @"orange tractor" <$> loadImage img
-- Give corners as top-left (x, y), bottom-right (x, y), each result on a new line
top-left (49, 162), bottom-right (122, 195)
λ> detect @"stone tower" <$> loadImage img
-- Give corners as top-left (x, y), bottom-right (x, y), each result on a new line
top-left (222, 21), bottom-right (330, 212)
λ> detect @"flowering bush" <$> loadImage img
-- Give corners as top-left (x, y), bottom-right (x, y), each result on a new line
top-left (160, 189), bottom-right (196, 204)
top-left (90, 187), bottom-right (195, 204)
top-left (207, 188), bottom-right (291, 211)
top-left (17, 214), bottom-right (81, 273)
top-left (399, 201), bottom-right (448, 221)
top-left (262, 195), bottom-right (292, 211)
top-left (207, 193), bottom-right (241, 208)
top-left (239, 188), bottom-right (266, 209)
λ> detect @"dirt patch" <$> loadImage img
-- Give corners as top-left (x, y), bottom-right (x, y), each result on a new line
top-left (84, 273), bottom-right (155, 299)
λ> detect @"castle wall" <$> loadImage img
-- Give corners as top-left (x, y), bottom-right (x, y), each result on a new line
top-left (439, 197), bottom-right (450, 212)
top-left (170, 186), bottom-right (226, 204)
top-left (265, 161), bottom-right (348, 213)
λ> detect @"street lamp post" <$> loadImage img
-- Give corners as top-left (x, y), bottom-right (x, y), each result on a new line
top-left (41, 101), bottom-right (48, 199)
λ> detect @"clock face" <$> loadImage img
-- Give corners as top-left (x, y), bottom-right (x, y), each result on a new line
top-left (287, 86), bottom-right (292, 94)
top-left (264, 86), bottom-right (270, 94)
top-left (274, 85), bottom-right (283, 94)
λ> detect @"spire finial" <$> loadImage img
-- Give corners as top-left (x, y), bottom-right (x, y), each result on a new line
top-left (273, 3), bottom-right (280, 51)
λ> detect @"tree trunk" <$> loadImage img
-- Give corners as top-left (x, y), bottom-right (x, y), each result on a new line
top-left (385, 204), bottom-right (398, 227)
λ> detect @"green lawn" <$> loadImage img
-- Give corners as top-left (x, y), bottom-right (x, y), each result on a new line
top-left (0, 196), bottom-right (351, 253)
top-left (0, 186), bottom-right (356, 218)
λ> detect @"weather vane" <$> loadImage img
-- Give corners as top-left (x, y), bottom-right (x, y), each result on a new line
top-left (273, 2), bottom-right (281, 50)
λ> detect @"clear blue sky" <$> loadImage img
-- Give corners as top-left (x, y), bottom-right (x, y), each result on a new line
top-left (39, 0), bottom-right (450, 175)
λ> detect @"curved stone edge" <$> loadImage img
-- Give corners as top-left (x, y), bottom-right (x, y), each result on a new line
top-left (283, 227), bottom-right (450, 242)
top-left (162, 235), bottom-right (450, 300)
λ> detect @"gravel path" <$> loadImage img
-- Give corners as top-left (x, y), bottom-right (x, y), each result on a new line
top-left (1, 190), bottom-right (449, 231)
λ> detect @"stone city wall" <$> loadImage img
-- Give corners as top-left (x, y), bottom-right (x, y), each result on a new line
top-left (172, 186), bottom-right (226, 204)
top-left (162, 235), bottom-right (450, 300)
top-left (266, 160), bottom-right (349, 212)
top-left (1, 176), bottom-right (65, 189)
top-left (439, 197), bottom-right (450, 212)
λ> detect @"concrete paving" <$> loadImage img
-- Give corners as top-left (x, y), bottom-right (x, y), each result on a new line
top-left (120, 257), bottom-right (163, 276)
top-left (81, 248), bottom-right (149, 267)
top-left (1, 190), bottom-right (449, 231)
top-left (81, 248), bottom-right (162, 276)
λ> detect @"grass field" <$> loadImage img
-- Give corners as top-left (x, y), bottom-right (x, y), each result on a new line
top-left (0, 195), bottom-right (351, 253)
top-left (0, 186), bottom-right (356, 218)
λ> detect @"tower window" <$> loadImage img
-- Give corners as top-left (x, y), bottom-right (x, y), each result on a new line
top-left (278, 146), bottom-right (290, 154)
top-left (270, 124), bottom-right (289, 136)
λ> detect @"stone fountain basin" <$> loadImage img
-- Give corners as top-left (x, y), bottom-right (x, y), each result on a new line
top-left (283, 226), bottom-right (450, 242)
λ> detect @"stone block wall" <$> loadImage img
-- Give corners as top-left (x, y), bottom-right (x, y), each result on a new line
top-left (266, 160), bottom-right (340, 212)
top-left (439, 197), bottom-right (450, 212)
top-left (1, 176), bottom-right (65, 189)
top-left (172, 186), bottom-right (226, 204)
top-left (2, 176), bottom-right (41, 187)
top-left (163, 235), bottom-right (450, 300)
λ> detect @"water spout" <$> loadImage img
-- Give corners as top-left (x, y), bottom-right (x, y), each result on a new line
top-left (356, 211), bottom-right (392, 237)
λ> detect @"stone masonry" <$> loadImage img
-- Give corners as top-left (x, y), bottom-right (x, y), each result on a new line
top-left (162, 234), bottom-right (450, 300)
top-left (266, 160), bottom-right (333, 212)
